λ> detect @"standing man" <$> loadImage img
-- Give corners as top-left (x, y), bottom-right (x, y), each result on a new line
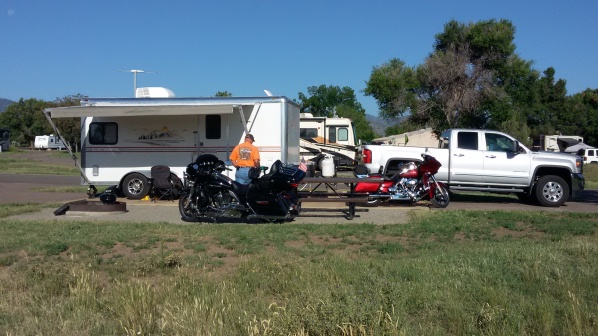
top-left (229, 133), bottom-right (260, 184)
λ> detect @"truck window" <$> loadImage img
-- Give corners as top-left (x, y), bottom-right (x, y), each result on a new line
top-left (485, 133), bottom-right (514, 152)
top-left (89, 122), bottom-right (118, 145)
top-left (205, 115), bottom-right (221, 139)
top-left (457, 132), bottom-right (478, 150)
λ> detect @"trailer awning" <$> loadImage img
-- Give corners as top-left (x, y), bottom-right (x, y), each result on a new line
top-left (45, 104), bottom-right (235, 118)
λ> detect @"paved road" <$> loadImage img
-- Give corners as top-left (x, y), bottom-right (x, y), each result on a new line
top-left (0, 174), bottom-right (82, 204)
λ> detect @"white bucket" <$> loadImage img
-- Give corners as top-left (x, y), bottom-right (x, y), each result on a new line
top-left (320, 155), bottom-right (335, 177)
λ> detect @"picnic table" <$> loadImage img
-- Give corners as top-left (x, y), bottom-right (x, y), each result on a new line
top-left (298, 177), bottom-right (384, 220)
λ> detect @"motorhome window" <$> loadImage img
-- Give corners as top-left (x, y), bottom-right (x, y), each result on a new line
top-left (89, 122), bottom-right (117, 145)
top-left (338, 128), bottom-right (348, 141)
top-left (300, 128), bottom-right (318, 138)
top-left (457, 132), bottom-right (478, 150)
top-left (205, 115), bottom-right (221, 139)
top-left (328, 127), bottom-right (337, 143)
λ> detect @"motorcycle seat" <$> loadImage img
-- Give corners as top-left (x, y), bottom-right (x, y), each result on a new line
top-left (231, 180), bottom-right (250, 196)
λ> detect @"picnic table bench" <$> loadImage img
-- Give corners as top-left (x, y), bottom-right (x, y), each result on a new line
top-left (298, 177), bottom-right (384, 220)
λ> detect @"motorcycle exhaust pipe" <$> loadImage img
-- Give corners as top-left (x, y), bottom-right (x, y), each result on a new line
top-left (366, 194), bottom-right (393, 198)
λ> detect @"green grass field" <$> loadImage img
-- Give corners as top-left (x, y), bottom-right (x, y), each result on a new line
top-left (0, 208), bottom-right (597, 335)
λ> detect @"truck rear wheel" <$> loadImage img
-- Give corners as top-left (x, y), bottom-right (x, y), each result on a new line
top-left (122, 173), bottom-right (150, 199)
top-left (534, 175), bottom-right (569, 207)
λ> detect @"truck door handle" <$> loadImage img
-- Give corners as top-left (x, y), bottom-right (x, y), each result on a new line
top-left (453, 153), bottom-right (464, 157)
top-left (486, 155), bottom-right (496, 159)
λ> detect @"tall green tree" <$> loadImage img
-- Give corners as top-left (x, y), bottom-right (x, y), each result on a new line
top-left (51, 95), bottom-right (85, 151)
top-left (297, 85), bottom-right (376, 142)
top-left (568, 89), bottom-right (598, 146)
top-left (0, 98), bottom-right (49, 146)
top-left (365, 19), bottom-right (526, 135)
top-left (0, 95), bottom-right (85, 150)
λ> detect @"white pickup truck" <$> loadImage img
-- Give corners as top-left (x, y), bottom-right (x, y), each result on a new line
top-left (359, 128), bottom-right (585, 207)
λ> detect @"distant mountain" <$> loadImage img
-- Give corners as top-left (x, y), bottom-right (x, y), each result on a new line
top-left (0, 98), bottom-right (15, 113)
top-left (365, 114), bottom-right (387, 137)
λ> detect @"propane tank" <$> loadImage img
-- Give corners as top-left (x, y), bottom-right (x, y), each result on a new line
top-left (320, 154), bottom-right (335, 177)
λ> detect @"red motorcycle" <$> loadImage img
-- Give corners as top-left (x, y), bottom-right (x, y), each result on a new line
top-left (354, 153), bottom-right (450, 208)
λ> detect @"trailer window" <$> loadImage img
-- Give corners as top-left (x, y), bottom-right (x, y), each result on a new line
top-left (205, 115), bottom-right (221, 139)
top-left (457, 132), bottom-right (478, 150)
top-left (337, 128), bottom-right (348, 141)
top-left (89, 122), bottom-right (117, 145)
top-left (328, 127), bottom-right (336, 143)
top-left (300, 128), bottom-right (318, 138)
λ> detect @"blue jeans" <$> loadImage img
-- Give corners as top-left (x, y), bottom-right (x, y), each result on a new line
top-left (235, 167), bottom-right (251, 184)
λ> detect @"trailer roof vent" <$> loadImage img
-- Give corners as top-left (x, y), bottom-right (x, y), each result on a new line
top-left (135, 87), bottom-right (176, 98)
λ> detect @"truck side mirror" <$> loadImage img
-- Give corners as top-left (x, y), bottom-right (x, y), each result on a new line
top-left (511, 141), bottom-right (520, 154)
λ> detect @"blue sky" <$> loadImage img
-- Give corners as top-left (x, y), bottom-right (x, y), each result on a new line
top-left (1, 0), bottom-right (597, 116)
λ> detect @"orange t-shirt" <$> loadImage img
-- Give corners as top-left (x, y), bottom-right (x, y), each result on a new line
top-left (230, 143), bottom-right (260, 167)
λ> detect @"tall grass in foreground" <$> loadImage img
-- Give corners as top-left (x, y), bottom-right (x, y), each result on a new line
top-left (0, 210), bottom-right (597, 335)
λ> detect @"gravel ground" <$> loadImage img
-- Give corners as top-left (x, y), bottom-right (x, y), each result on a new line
top-left (6, 199), bottom-right (417, 225)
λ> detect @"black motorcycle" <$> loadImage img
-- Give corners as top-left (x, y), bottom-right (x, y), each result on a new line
top-left (179, 154), bottom-right (305, 223)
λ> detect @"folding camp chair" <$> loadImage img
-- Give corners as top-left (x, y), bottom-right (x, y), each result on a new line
top-left (150, 165), bottom-right (182, 201)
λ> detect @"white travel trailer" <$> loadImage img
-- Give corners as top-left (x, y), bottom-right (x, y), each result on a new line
top-left (34, 134), bottom-right (66, 150)
top-left (44, 95), bottom-right (301, 199)
top-left (299, 113), bottom-right (358, 170)
top-left (542, 135), bottom-right (583, 152)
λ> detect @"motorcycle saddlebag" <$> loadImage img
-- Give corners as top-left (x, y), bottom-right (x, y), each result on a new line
top-left (354, 181), bottom-right (381, 193)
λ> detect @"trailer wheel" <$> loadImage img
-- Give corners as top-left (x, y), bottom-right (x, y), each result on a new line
top-left (534, 175), bottom-right (569, 207)
top-left (122, 173), bottom-right (150, 199)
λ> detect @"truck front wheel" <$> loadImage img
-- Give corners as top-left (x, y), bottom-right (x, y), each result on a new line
top-left (122, 173), bottom-right (150, 200)
top-left (534, 175), bottom-right (569, 207)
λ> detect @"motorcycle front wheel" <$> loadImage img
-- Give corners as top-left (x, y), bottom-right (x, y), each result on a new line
top-left (178, 193), bottom-right (197, 222)
top-left (430, 185), bottom-right (450, 208)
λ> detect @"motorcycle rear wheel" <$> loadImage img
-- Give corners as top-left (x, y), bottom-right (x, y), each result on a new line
top-left (430, 185), bottom-right (450, 208)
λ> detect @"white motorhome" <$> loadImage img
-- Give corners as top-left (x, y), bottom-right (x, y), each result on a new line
top-left (34, 134), bottom-right (66, 150)
top-left (299, 113), bottom-right (358, 170)
top-left (542, 135), bottom-right (583, 152)
top-left (44, 94), bottom-right (301, 199)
